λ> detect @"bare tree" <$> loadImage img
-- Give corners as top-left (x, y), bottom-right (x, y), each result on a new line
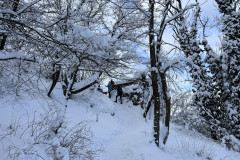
top-left (138, 0), bottom-right (197, 146)
top-left (148, 0), bottom-right (161, 147)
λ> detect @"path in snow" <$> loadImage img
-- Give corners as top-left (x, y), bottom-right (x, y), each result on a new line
top-left (66, 90), bottom-right (240, 160)
top-left (1, 87), bottom-right (239, 160)
top-left (66, 90), bottom-right (179, 160)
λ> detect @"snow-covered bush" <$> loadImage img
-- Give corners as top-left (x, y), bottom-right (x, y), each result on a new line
top-left (0, 107), bottom-right (100, 160)
top-left (171, 91), bottom-right (193, 125)
top-left (123, 75), bottom-right (151, 108)
top-left (0, 59), bottom-right (33, 97)
top-left (175, 137), bottom-right (216, 160)
top-left (222, 135), bottom-right (240, 152)
top-left (124, 84), bottom-right (144, 106)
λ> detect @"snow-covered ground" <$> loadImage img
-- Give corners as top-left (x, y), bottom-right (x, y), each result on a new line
top-left (0, 84), bottom-right (239, 160)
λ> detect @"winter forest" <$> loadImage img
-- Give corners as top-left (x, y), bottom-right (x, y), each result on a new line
top-left (0, 0), bottom-right (240, 159)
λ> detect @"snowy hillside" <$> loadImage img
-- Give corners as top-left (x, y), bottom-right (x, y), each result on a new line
top-left (1, 0), bottom-right (240, 159)
top-left (0, 84), bottom-right (239, 160)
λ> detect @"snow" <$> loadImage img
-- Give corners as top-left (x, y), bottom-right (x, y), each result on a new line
top-left (16, 0), bottom-right (42, 15)
top-left (1, 9), bottom-right (18, 16)
top-left (151, 67), bottom-right (158, 73)
top-left (0, 83), bottom-right (240, 160)
top-left (74, 72), bottom-right (100, 89)
top-left (0, 51), bottom-right (32, 60)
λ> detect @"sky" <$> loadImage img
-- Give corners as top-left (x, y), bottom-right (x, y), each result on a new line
top-left (197, 0), bottom-right (221, 50)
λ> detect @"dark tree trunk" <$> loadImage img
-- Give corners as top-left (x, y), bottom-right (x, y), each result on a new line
top-left (154, 0), bottom-right (171, 145)
top-left (0, 0), bottom-right (20, 50)
top-left (62, 75), bottom-right (69, 96)
top-left (0, 35), bottom-right (7, 50)
top-left (160, 72), bottom-right (171, 144)
top-left (62, 69), bottom-right (78, 98)
top-left (48, 69), bottom-right (61, 97)
top-left (12, 0), bottom-right (20, 12)
top-left (143, 95), bottom-right (153, 118)
top-left (149, 0), bottom-right (161, 147)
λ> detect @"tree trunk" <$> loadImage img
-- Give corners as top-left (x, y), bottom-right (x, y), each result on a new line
top-left (47, 68), bottom-right (61, 97)
top-left (0, 0), bottom-right (20, 50)
top-left (0, 35), bottom-right (7, 50)
top-left (160, 72), bottom-right (171, 144)
top-left (149, 0), bottom-right (161, 147)
top-left (143, 95), bottom-right (153, 118)
top-left (62, 69), bottom-right (78, 98)
top-left (155, 0), bottom-right (171, 145)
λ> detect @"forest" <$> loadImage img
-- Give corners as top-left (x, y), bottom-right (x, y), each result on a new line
top-left (0, 0), bottom-right (239, 160)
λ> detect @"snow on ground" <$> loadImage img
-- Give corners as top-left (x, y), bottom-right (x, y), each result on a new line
top-left (0, 84), bottom-right (240, 160)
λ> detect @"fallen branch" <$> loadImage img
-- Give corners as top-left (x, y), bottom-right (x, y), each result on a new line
top-left (71, 72), bottom-right (102, 94)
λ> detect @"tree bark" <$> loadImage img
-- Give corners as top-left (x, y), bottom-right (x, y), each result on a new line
top-left (160, 72), bottom-right (171, 145)
top-left (143, 95), bottom-right (153, 118)
top-left (0, 0), bottom-right (20, 50)
top-left (0, 35), bottom-right (7, 50)
top-left (47, 69), bottom-right (61, 97)
top-left (62, 68), bottom-right (78, 98)
top-left (149, 0), bottom-right (161, 147)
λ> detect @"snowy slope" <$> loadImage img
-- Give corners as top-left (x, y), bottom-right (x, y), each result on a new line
top-left (0, 84), bottom-right (240, 160)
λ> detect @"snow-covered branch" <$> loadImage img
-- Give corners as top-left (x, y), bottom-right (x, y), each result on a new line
top-left (71, 72), bottom-right (102, 94)
top-left (160, 56), bottom-right (200, 73)
top-left (0, 51), bottom-right (36, 62)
